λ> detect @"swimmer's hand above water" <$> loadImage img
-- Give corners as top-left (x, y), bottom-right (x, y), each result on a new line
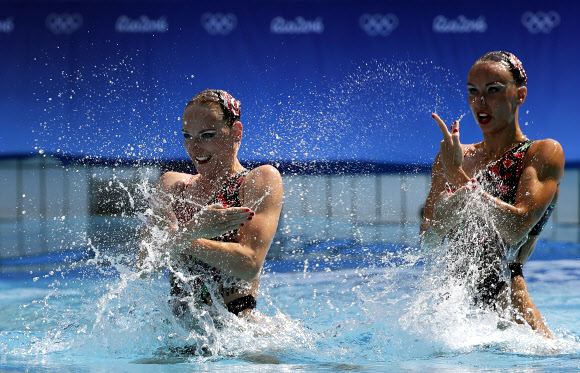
top-left (180, 203), bottom-right (254, 241)
top-left (432, 113), bottom-right (471, 188)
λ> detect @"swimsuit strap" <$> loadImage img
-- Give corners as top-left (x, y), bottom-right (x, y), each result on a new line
top-left (509, 262), bottom-right (524, 279)
top-left (529, 204), bottom-right (556, 236)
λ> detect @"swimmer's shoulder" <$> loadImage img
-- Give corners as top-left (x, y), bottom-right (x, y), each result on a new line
top-left (525, 138), bottom-right (565, 178)
top-left (242, 165), bottom-right (284, 203)
top-left (245, 165), bottom-right (282, 186)
top-left (527, 138), bottom-right (563, 158)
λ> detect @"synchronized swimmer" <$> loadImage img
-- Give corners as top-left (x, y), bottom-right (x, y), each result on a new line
top-left (139, 89), bottom-right (283, 319)
top-left (421, 51), bottom-right (563, 337)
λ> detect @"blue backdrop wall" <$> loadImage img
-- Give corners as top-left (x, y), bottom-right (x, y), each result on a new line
top-left (1, 0), bottom-right (577, 165)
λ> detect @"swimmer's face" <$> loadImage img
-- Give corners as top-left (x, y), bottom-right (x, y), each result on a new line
top-left (467, 61), bottom-right (527, 133)
top-left (182, 103), bottom-right (242, 173)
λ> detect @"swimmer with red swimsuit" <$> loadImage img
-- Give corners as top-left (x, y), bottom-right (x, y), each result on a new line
top-left (421, 51), bottom-right (564, 338)
top-left (139, 89), bottom-right (283, 319)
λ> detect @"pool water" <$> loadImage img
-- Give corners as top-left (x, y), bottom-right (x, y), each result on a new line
top-left (1, 240), bottom-right (579, 372)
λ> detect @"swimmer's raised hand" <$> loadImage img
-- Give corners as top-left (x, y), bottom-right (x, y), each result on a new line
top-left (432, 113), bottom-right (470, 187)
top-left (182, 204), bottom-right (254, 241)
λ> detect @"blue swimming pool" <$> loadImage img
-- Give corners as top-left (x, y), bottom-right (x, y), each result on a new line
top-left (1, 239), bottom-right (579, 372)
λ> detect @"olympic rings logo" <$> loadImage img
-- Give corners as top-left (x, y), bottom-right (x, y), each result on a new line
top-left (201, 13), bottom-right (237, 35)
top-left (359, 13), bottom-right (399, 36)
top-left (521, 11), bottom-right (560, 34)
top-left (46, 13), bottom-right (83, 35)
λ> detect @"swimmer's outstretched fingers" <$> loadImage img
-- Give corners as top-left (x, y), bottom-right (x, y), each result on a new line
top-left (432, 113), bottom-right (451, 139)
top-left (432, 113), bottom-right (460, 145)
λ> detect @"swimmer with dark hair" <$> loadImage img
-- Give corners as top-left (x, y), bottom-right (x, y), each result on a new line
top-left (421, 51), bottom-right (564, 338)
top-left (139, 89), bottom-right (283, 319)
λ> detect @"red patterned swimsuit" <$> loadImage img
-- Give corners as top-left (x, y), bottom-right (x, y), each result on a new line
top-left (450, 140), bottom-right (555, 306)
top-left (475, 139), bottom-right (554, 236)
top-left (476, 140), bottom-right (533, 205)
top-left (170, 169), bottom-right (256, 315)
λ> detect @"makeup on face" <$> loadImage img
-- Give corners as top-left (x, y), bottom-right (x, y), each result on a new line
top-left (181, 129), bottom-right (218, 142)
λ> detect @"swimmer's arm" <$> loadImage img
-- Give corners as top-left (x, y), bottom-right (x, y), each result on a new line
top-left (421, 153), bottom-right (446, 233)
top-left (179, 165), bottom-right (283, 281)
top-left (480, 140), bottom-right (564, 246)
top-left (511, 274), bottom-right (553, 338)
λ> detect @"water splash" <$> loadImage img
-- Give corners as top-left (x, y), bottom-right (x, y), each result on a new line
top-left (4, 56), bottom-right (578, 369)
top-left (396, 191), bottom-right (580, 357)
top-left (256, 59), bottom-right (466, 165)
